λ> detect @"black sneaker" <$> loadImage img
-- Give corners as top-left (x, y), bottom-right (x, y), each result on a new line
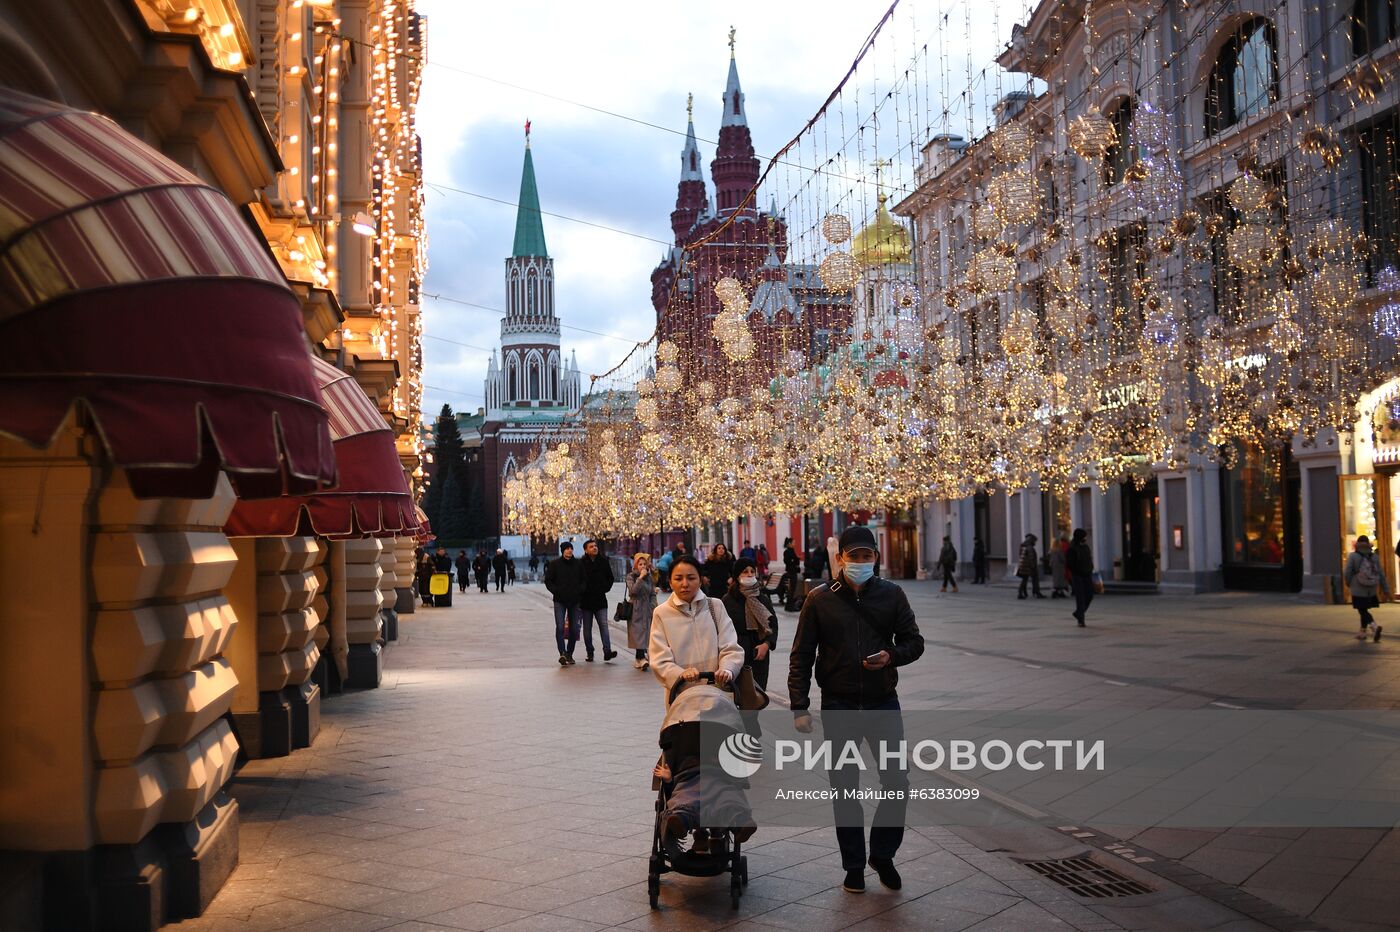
top-left (565, 654), bottom-right (577, 665)
top-left (1376, 625), bottom-right (1384, 643)
top-left (585, 653), bottom-right (595, 662)
top-left (869, 857), bottom-right (901, 890)
top-left (558, 653), bottom-right (568, 666)
top-left (842, 868), bottom-right (865, 893)
top-left (604, 650), bottom-right (617, 661)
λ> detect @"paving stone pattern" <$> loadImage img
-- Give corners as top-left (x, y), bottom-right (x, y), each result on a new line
top-left (167, 579), bottom-right (1399, 931)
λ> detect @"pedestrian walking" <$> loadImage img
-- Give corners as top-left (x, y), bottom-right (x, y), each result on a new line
top-left (789, 525), bottom-right (924, 894)
top-left (1068, 528), bottom-right (1094, 626)
top-left (756, 543), bottom-right (771, 582)
top-left (739, 540), bottom-right (756, 561)
top-left (1016, 534), bottom-right (1045, 599)
top-left (431, 545), bottom-right (453, 607)
top-left (416, 552), bottom-right (435, 607)
top-left (722, 558), bottom-right (778, 691)
top-left (529, 553), bottom-right (540, 581)
top-left (625, 552), bottom-right (657, 669)
top-left (701, 542), bottom-right (735, 599)
top-left (655, 548), bottom-right (674, 591)
top-left (806, 537), bottom-right (823, 582)
top-left (937, 536), bottom-right (958, 593)
top-left (649, 554), bottom-right (743, 695)
top-left (492, 548), bottom-right (508, 592)
top-left (1344, 535), bottom-right (1387, 642)
top-left (454, 550), bottom-right (470, 593)
top-left (972, 536), bottom-right (988, 584)
top-left (545, 541), bottom-right (584, 665)
top-left (506, 559), bottom-right (516, 586)
top-left (579, 538), bottom-right (618, 661)
top-left (1049, 535), bottom-right (1069, 598)
top-left (473, 550), bottom-right (490, 593)
top-left (781, 537), bottom-right (802, 609)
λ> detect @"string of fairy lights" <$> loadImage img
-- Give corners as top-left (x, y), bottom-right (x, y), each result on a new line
top-left (502, 0), bottom-right (1400, 538)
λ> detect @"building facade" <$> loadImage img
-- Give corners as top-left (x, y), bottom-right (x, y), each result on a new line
top-left (897, 0), bottom-right (1399, 596)
top-left (0, 1), bottom-right (427, 928)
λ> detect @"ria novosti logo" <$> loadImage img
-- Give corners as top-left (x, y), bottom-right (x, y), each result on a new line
top-left (718, 733), bottom-right (764, 778)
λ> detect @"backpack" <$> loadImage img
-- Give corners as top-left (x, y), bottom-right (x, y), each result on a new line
top-left (1355, 552), bottom-right (1381, 588)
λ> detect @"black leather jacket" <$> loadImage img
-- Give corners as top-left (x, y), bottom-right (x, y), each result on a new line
top-left (788, 576), bottom-right (924, 711)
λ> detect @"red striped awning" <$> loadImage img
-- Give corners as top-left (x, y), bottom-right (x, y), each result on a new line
top-left (0, 89), bottom-right (335, 499)
top-left (225, 356), bottom-right (421, 539)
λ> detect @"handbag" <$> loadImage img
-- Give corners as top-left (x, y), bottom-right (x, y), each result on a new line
top-left (734, 666), bottom-right (770, 711)
top-left (614, 600), bottom-right (632, 622)
top-left (1091, 571), bottom-right (1105, 594)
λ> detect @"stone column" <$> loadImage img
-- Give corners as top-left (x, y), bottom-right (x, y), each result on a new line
top-left (225, 536), bottom-right (322, 758)
top-left (377, 540), bottom-right (398, 642)
top-left (342, 538), bottom-right (384, 688)
top-left (394, 536), bottom-right (417, 613)
top-left (87, 472), bottom-right (242, 923)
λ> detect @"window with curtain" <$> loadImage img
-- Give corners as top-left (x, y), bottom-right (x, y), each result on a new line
top-left (1359, 113), bottom-right (1400, 283)
top-left (1353, 0), bottom-right (1397, 56)
top-left (1104, 99), bottom-right (1136, 185)
top-left (1205, 19), bottom-right (1278, 136)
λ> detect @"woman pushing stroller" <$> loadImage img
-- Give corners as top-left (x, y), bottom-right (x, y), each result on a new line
top-left (646, 554), bottom-right (756, 907)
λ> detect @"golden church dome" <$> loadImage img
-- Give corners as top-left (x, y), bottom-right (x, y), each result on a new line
top-left (850, 193), bottom-right (912, 267)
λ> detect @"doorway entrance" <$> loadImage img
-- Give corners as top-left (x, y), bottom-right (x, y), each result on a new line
top-left (1121, 480), bottom-right (1160, 582)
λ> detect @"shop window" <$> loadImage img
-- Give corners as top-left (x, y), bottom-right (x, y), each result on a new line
top-left (1104, 98), bottom-right (1136, 186)
top-left (1205, 19), bottom-right (1278, 136)
top-left (1358, 113), bottom-right (1400, 282)
top-left (1223, 441), bottom-right (1287, 565)
top-left (1353, 0), bottom-right (1397, 57)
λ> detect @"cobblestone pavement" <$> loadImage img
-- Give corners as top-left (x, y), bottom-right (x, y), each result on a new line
top-left (169, 579), bottom-right (1399, 932)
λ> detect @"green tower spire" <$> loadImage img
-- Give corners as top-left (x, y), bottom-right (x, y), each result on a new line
top-left (512, 137), bottom-right (548, 258)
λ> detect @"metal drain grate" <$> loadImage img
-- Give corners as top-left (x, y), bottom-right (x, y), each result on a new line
top-left (1021, 857), bottom-right (1152, 898)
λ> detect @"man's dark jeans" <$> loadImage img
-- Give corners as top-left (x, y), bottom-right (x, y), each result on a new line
top-left (819, 694), bottom-right (908, 870)
top-left (554, 601), bottom-right (580, 655)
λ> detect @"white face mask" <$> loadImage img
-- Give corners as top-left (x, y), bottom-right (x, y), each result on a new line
top-left (739, 575), bottom-right (759, 589)
top-left (844, 562), bottom-right (875, 585)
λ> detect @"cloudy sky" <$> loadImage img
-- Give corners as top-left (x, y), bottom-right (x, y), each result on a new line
top-left (414, 0), bottom-right (1028, 419)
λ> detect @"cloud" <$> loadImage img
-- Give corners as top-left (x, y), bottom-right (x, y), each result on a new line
top-left (414, 0), bottom-right (1028, 417)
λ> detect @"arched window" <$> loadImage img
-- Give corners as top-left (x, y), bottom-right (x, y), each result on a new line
top-left (732, 90), bottom-right (740, 115)
top-left (526, 270), bottom-right (537, 315)
top-left (1104, 99), bottom-right (1136, 185)
top-left (528, 355), bottom-right (542, 400)
top-left (1206, 19), bottom-right (1278, 136)
top-left (507, 357), bottom-right (518, 401)
top-left (1354, 0), bottom-right (1397, 57)
top-left (549, 353), bottom-right (559, 401)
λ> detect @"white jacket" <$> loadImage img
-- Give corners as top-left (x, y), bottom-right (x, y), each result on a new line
top-left (649, 590), bottom-right (744, 698)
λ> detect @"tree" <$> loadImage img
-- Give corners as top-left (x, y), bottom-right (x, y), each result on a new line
top-left (422, 403), bottom-right (466, 536)
top-left (436, 462), bottom-right (471, 545)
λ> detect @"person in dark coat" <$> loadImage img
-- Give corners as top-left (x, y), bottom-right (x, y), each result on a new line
top-left (492, 548), bottom-right (508, 592)
top-left (937, 537), bottom-right (958, 593)
top-left (804, 539), bottom-right (830, 582)
top-left (578, 539), bottom-right (617, 661)
top-left (528, 553), bottom-right (540, 580)
top-left (431, 545), bottom-right (453, 607)
top-left (473, 551), bottom-right (490, 593)
top-left (454, 550), bottom-right (470, 593)
top-left (1068, 529), bottom-right (1094, 626)
top-left (545, 541), bottom-right (585, 664)
top-left (506, 559), bottom-right (517, 586)
top-left (780, 537), bottom-right (802, 608)
top-left (416, 552), bottom-right (435, 607)
top-left (789, 525), bottom-right (925, 894)
top-left (1016, 534), bottom-right (1044, 599)
top-left (723, 558), bottom-right (778, 691)
top-left (701, 543), bottom-right (735, 599)
top-left (972, 536), bottom-right (988, 584)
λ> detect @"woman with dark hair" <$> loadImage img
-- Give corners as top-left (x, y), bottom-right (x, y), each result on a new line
top-left (416, 552), bottom-right (436, 607)
top-left (701, 542), bottom-right (735, 598)
top-left (650, 555), bottom-right (743, 692)
top-left (722, 558), bottom-right (778, 690)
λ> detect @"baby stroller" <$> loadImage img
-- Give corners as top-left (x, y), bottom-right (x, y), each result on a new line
top-left (648, 672), bottom-right (754, 910)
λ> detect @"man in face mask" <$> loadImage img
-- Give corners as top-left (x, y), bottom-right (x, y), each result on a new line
top-left (788, 525), bottom-right (925, 895)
